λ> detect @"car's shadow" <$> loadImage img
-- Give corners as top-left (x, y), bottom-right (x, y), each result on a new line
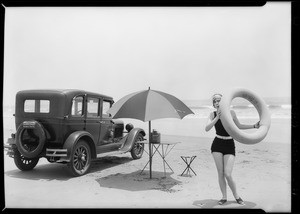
top-left (5, 156), bottom-right (133, 181)
top-left (4, 162), bottom-right (71, 181)
top-left (95, 170), bottom-right (182, 192)
top-left (89, 156), bottom-right (132, 173)
top-left (192, 199), bottom-right (257, 209)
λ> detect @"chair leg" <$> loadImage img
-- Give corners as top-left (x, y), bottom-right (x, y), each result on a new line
top-left (180, 156), bottom-right (197, 176)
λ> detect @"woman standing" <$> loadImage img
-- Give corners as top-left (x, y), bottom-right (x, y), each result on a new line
top-left (205, 93), bottom-right (260, 205)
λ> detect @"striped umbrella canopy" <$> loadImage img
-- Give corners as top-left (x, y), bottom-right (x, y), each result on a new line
top-left (107, 87), bottom-right (194, 179)
top-left (107, 88), bottom-right (194, 121)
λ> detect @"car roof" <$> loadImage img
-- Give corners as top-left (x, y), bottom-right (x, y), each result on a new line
top-left (17, 89), bottom-right (113, 100)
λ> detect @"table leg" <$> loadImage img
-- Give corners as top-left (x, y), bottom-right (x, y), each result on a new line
top-left (155, 145), bottom-right (174, 173)
top-left (140, 144), bottom-right (160, 175)
top-left (162, 145), bottom-right (166, 177)
top-left (140, 143), bottom-right (178, 178)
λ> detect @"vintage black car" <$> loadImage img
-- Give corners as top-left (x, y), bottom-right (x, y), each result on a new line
top-left (4, 89), bottom-right (146, 176)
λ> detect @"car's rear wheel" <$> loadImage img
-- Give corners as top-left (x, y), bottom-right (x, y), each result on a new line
top-left (14, 148), bottom-right (39, 171)
top-left (68, 140), bottom-right (91, 176)
top-left (130, 133), bottom-right (144, 159)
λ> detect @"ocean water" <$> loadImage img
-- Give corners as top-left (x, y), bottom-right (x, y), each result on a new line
top-left (2, 96), bottom-right (291, 119)
top-left (183, 97), bottom-right (291, 119)
top-left (2, 97), bottom-right (291, 143)
top-left (121, 97), bottom-right (291, 143)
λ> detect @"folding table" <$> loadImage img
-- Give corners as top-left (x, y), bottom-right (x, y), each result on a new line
top-left (139, 141), bottom-right (180, 177)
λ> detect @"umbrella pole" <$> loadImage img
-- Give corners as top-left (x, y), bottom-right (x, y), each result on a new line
top-left (149, 120), bottom-right (152, 179)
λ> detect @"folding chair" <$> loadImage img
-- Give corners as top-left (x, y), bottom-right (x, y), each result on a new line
top-left (180, 156), bottom-right (197, 176)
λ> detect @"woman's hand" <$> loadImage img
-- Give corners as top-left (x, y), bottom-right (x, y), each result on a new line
top-left (254, 121), bottom-right (260, 129)
top-left (216, 109), bottom-right (221, 120)
top-left (205, 110), bottom-right (221, 132)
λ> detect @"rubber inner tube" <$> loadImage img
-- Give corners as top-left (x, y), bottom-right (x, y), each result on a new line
top-left (219, 88), bottom-right (271, 144)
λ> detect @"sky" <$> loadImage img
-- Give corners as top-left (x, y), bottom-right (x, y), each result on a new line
top-left (3, 2), bottom-right (291, 106)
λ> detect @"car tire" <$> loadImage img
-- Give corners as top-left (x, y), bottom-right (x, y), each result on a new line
top-left (13, 148), bottom-right (39, 171)
top-left (68, 140), bottom-right (92, 176)
top-left (130, 133), bottom-right (144, 159)
top-left (15, 120), bottom-right (46, 159)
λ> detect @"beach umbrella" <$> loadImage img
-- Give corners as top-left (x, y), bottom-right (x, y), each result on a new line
top-left (107, 87), bottom-right (194, 178)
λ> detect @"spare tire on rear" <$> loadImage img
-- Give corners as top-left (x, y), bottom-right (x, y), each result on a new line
top-left (15, 120), bottom-right (46, 159)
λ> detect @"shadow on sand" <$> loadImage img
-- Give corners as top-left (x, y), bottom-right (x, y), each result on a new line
top-left (192, 199), bottom-right (257, 209)
top-left (90, 156), bottom-right (132, 173)
top-left (96, 170), bottom-right (182, 192)
top-left (5, 162), bottom-right (71, 181)
top-left (5, 156), bottom-right (133, 181)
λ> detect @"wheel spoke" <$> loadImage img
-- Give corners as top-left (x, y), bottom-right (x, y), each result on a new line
top-left (79, 161), bottom-right (83, 170)
top-left (134, 142), bottom-right (143, 155)
top-left (18, 153), bottom-right (34, 166)
top-left (74, 160), bottom-right (79, 169)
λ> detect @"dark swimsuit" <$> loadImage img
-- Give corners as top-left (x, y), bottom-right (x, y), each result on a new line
top-left (211, 111), bottom-right (236, 156)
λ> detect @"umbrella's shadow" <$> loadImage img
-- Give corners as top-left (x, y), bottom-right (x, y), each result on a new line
top-left (96, 170), bottom-right (182, 192)
top-left (192, 199), bottom-right (257, 209)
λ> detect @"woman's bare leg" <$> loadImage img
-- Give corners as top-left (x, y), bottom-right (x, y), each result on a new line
top-left (212, 152), bottom-right (227, 199)
top-left (223, 154), bottom-right (240, 199)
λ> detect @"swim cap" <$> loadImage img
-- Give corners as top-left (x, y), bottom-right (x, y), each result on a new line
top-left (212, 93), bottom-right (222, 103)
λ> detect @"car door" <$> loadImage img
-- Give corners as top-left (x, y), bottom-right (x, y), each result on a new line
top-left (98, 99), bottom-right (114, 146)
top-left (84, 96), bottom-right (101, 144)
top-left (65, 95), bottom-right (86, 139)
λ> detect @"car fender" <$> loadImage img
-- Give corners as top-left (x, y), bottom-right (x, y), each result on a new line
top-left (119, 128), bottom-right (145, 152)
top-left (63, 131), bottom-right (96, 160)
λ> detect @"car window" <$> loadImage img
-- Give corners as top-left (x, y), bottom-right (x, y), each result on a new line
top-left (24, 100), bottom-right (35, 112)
top-left (102, 100), bottom-right (111, 118)
top-left (71, 96), bottom-right (83, 116)
top-left (40, 100), bottom-right (50, 113)
top-left (87, 97), bottom-right (99, 118)
top-left (24, 99), bottom-right (50, 113)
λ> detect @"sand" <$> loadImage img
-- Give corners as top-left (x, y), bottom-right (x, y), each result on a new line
top-left (3, 116), bottom-right (291, 212)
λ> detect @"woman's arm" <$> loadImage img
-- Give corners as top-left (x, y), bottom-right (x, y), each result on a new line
top-left (205, 111), bottom-right (219, 132)
top-left (231, 110), bottom-right (260, 129)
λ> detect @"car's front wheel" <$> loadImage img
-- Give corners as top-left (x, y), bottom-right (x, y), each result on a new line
top-left (68, 140), bottom-right (91, 176)
top-left (130, 133), bottom-right (144, 159)
top-left (14, 148), bottom-right (39, 171)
